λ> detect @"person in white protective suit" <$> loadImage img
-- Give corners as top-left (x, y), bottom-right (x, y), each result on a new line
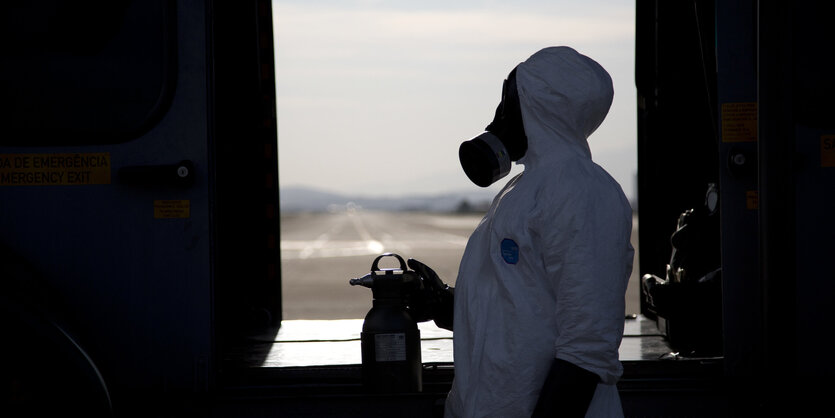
top-left (406, 46), bottom-right (634, 417)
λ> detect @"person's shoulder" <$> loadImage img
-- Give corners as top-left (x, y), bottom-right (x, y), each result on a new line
top-left (532, 158), bottom-right (629, 212)
top-left (533, 157), bottom-right (603, 192)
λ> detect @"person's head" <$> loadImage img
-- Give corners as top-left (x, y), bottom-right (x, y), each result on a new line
top-left (458, 67), bottom-right (527, 188)
top-left (458, 47), bottom-right (613, 187)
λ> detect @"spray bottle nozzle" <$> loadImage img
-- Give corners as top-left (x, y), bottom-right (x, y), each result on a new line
top-left (349, 273), bottom-right (374, 288)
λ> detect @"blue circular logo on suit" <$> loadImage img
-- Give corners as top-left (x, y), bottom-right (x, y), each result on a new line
top-left (500, 238), bottom-right (519, 264)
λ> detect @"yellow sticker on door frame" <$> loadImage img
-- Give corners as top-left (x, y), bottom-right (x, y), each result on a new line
top-left (154, 200), bottom-right (190, 219)
top-left (746, 190), bottom-right (759, 210)
top-left (0, 153), bottom-right (111, 186)
top-left (822, 135), bottom-right (835, 167)
top-left (721, 102), bottom-right (758, 143)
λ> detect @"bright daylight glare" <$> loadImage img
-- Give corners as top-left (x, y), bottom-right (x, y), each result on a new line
top-left (273, 0), bottom-right (639, 320)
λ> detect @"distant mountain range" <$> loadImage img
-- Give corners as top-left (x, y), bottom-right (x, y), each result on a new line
top-left (279, 186), bottom-right (497, 213)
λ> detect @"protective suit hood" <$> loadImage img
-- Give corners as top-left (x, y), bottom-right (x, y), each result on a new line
top-left (515, 46), bottom-right (614, 166)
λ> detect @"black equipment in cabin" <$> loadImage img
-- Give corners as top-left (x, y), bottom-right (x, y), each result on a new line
top-left (642, 184), bottom-right (723, 357)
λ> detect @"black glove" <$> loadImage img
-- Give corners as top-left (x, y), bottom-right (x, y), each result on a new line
top-left (406, 258), bottom-right (454, 331)
top-left (532, 358), bottom-right (599, 417)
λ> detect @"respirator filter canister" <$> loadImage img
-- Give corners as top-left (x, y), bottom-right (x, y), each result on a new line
top-left (458, 131), bottom-right (512, 188)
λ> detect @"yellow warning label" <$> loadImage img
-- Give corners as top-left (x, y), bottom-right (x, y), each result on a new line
top-left (0, 153), bottom-right (111, 186)
top-left (746, 190), bottom-right (758, 210)
top-left (721, 102), bottom-right (758, 143)
top-left (822, 135), bottom-right (835, 167)
top-left (154, 200), bottom-right (190, 219)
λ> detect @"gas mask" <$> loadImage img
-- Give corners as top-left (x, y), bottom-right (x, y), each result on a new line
top-left (459, 67), bottom-right (529, 187)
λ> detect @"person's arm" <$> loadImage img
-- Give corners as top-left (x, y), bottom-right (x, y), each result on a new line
top-left (532, 358), bottom-right (599, 417)
top-left (535, 182), bottom-right (633, 417)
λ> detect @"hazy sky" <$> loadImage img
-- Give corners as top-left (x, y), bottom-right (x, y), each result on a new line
top-left (273, 0), bottom-right (637, 200)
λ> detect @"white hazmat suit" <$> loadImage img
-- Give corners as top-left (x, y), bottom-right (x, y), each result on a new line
top-left (445, 47), bottom-right (634, 417)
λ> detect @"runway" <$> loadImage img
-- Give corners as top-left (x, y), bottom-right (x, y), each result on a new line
top-left (280, 208), bottom-right (640, 319)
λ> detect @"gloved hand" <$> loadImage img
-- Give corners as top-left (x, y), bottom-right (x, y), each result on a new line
top-left (532, 358), bottom-right (599, 417)
top-left (406, 258), bottom-right (454, 331)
